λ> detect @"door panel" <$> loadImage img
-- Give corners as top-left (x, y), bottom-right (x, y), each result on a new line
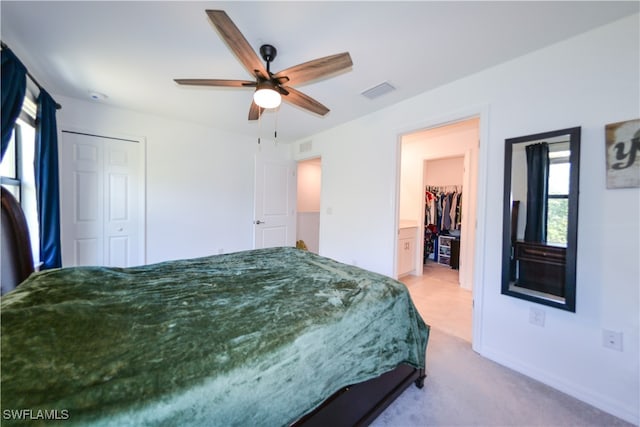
top-left (108, 236), bottom-right (129, 267)
top-left (75, 171), bottom-right (100, 222)
top-left (264, 164), bottom-right (290, 215)
top-left (254, 157), bottom-right (296, 249)
top-left (261, 226), bottom-right (289, 247)
top-left (108, 174), bottom-right (128, 220)
top-left (104, 140), bottom-right (139, 267)
top-left (62, 134), bottom-right (104, 266)
top-left (75, 238), bottom-right (100, 266)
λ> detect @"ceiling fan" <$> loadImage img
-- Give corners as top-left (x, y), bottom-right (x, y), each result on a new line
top-left (175, 10), bottom-right (353, 120)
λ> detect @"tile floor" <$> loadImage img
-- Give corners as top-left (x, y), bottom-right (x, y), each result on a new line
top-left (400, 261), bottom-right (473, 342)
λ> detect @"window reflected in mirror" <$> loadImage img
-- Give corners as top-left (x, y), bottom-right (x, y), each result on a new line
top-left (547, 144), bottom-right (570, 246)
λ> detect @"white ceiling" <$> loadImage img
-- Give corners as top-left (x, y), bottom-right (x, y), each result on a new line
top-left (1, 1), bottom-right (637, 143)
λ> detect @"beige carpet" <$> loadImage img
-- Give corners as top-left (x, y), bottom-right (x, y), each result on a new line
top-left (370, 263), bottom-right (632, 427)
top-left (371, 328), bottom-right (631, 427)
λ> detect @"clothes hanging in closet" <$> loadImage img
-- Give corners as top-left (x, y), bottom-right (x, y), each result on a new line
top-left (425, 186), bottom-right (462, 233)
top-left (424, 186), bottom-right (462, 263)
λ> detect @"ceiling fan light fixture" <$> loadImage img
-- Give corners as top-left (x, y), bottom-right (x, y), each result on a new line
top-left (253, 81), bottom-right (281, 109)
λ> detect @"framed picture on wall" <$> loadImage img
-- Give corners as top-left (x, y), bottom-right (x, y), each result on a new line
top-left (605, 118), bottom-right (640, 189)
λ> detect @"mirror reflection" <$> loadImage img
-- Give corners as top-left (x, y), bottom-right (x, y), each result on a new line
top-left (502, 127), bottom-right (580, 312)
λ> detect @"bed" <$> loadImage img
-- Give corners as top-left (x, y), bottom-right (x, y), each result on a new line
top-left (0, 187), bottom-right (429, 426)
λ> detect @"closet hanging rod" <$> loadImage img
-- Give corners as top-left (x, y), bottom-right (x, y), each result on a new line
top-left (426, 185), bottom-right (462, 193)
top-left (1, 41), bottom-right (62, 110)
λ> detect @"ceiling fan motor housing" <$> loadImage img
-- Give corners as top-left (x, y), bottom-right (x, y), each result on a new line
top-left (260, 44), bottom-right (277, 63)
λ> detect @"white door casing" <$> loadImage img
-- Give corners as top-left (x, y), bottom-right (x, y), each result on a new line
top-left (254, 157), bottom-right (296, 249)
top-left (60, 131), bottom-right (145, 267)
top-left (460, 149), bottom-right (473, 290)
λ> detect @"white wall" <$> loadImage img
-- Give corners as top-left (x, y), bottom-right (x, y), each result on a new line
top-left (424, 157), bottom-right (463, 187)
top-left (296, 159), bottom-right (321, 253)
top-left (296, 213), bottom-right (320, 254)
top-left (297, 160), bottom-right (321, 212)
top-left (293, 15), bottom-right (640, 424)
top-left (57, 96), bottom-right (289, 264)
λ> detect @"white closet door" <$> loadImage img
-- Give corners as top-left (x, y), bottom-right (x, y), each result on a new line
top-left (60, 131), bottom-right (144, 267)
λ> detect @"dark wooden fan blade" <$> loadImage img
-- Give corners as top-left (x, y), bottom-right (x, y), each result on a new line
top-left (174, 79), bottom-right (256, 87)
top-left (248, 101), bottom-right (263, 121)
top-left (206, 10), bottom-right (268, 79)
top-left (281, 86), bottom-right (329, 116)
top-left (273, 52), bottom-right (352, 86)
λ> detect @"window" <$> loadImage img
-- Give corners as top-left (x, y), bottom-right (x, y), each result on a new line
top-left (1, 125), bottom-right (20, 198)
top-left (1, 95), bottom-right (40, 262)
top-left (546, 143), bottom-right (570, 246)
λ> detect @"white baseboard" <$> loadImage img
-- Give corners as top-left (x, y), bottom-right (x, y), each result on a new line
top-left (479, 345), bottom-right (639, 426)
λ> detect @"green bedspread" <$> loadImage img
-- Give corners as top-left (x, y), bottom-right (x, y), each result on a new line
top-left (1, 247), bottom-right (429, 426)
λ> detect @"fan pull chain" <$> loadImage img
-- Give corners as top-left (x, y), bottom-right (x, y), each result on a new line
top-left (274, 108), bottom-right (279, 144)
top-left (257, 107), bottom-right (262, 145)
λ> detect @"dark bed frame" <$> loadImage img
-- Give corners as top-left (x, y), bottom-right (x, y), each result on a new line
top-left (0, 185), bottom-right (426, 426)
top-left (294, 364), bottom-right (425, 426)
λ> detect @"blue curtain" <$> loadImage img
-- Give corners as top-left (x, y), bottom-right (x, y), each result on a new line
top-left (1, 48), bottom-right (27, 160)
top-left (35, 90), bottom-right (62, 269)
top-left (524, 142), bottom-right (549, 243)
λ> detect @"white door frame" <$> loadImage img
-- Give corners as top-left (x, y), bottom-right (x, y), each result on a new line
top-left (59, 127), bottom-right (147, 266)
top-left (393, 105), bottom-right (490, 354)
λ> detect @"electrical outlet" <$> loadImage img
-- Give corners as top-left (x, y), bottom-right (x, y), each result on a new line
top-left (529, 307), bottom-right (545, 327)
top-left (602, 330), bottom-right (623, 351)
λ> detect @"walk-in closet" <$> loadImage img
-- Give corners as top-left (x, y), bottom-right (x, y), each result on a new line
top-left (397, 117), bottom-right (479, 291)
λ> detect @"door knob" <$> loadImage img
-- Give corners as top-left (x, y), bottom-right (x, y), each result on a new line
top-left (254, 220), bottom-right (264, 224)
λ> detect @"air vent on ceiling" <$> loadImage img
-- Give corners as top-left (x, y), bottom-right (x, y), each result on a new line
top-left (361, 81), bottom-right (396, 99)
top-left (299, 140), bottom-right (313, 153)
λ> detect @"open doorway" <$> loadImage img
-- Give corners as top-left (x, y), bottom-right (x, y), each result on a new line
top-left (296, 157), bottom-right (321, 254)
top-left (397, 118), bottom-right (479, 343)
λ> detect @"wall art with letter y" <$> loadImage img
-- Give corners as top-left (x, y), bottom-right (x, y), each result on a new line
top-left (605, 118), bottom-right (640, 189)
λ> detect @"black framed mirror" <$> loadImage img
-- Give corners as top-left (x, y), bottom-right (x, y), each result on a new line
top-left (501, 127), bottom-right (580, 312)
